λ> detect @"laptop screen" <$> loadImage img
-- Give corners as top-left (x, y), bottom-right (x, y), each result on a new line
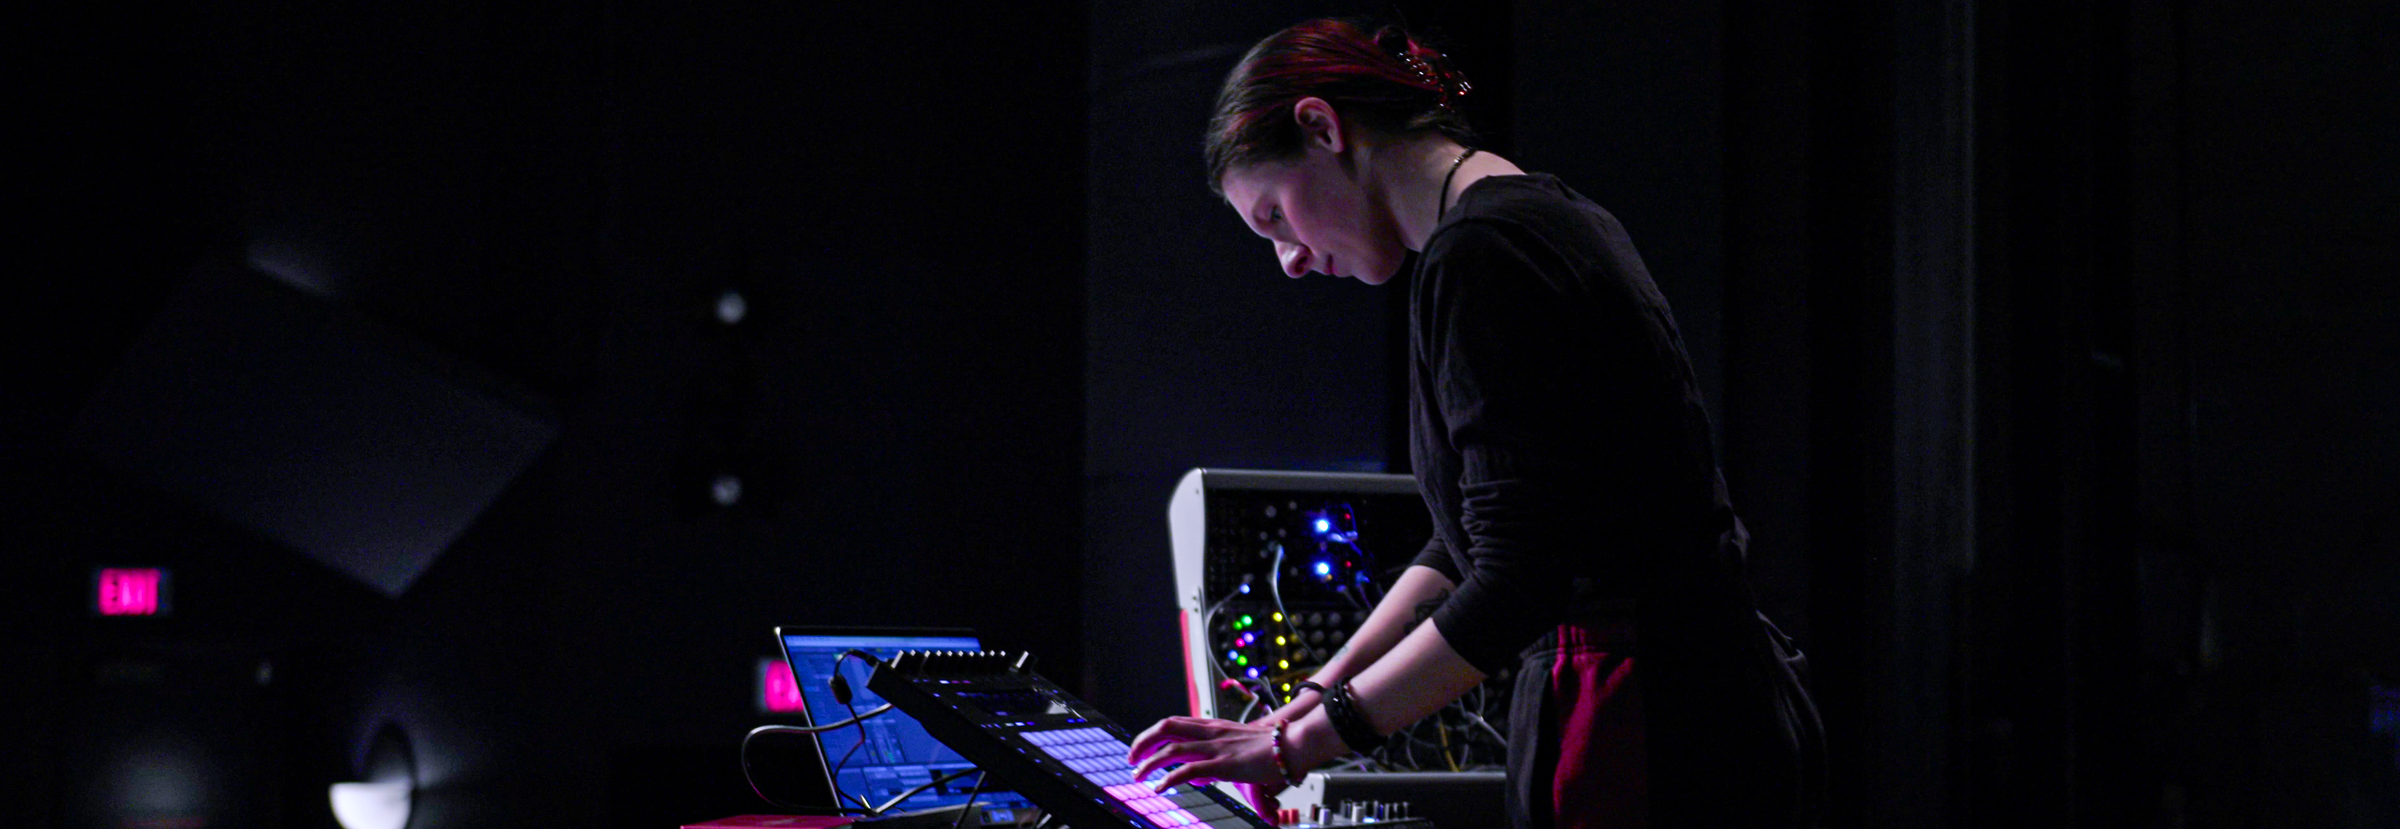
top-left (777, 629), bottom-right (1037, 818)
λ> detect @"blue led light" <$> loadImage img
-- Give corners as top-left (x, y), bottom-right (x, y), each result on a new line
top-left (1227, 650), bottom-right (1241, 662)
top-left (1314, 518), bottom-right (1332, 534)
top-left (1238, 583), bottom-right (1251, 594)
top-left (1246, 668), bottom-right (1260, 679)
top-left (1314, 561), bottom-right (1333, 577)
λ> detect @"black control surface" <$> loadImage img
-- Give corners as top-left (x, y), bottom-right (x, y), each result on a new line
top-left (867, 651), bottom-right (1276, 829)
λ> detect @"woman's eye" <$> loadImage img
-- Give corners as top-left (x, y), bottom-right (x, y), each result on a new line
top-left (1268, 207), bottom-right (1283, 224)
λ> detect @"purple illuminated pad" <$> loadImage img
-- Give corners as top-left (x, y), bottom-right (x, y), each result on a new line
top-left (1021, 727), bottom-right (1211, 829)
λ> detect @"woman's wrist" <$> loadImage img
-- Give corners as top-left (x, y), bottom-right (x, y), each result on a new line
top-left (1291, 679), bottom-right (1329, 699)
top-left (1283, 709), bottom-right (1346, 772)
top-left (1266, 681), bottom-right (1328, 725)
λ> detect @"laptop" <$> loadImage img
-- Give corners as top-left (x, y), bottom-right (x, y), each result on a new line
top-left (775, 626), bottom-right (1041, 823)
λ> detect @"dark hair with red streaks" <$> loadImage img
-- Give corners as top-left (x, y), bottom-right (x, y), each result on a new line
top-left (1205, 18), bottom-right (1477, 195)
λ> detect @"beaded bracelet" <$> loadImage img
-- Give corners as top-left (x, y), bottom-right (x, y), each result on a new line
top-left (1269, 719), bottom-right (1303, 786)
top-left (1321, 681), bottom-right (1388, 754)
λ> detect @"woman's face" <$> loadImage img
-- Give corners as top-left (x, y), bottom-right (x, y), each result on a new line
top-left (1220, 147), bottom-right (1406, 285)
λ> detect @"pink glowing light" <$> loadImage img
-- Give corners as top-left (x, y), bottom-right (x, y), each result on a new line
top-left (761, 659), bottom-right (805, 713)
top-left (97, 568), bottom-right (163, 616)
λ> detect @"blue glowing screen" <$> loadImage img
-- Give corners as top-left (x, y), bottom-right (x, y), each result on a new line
top-left (780, 633), bottom-right (1035, 814)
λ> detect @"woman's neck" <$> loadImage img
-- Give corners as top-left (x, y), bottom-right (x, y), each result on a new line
top-left (1375, 136), bottom-right (1524, 250)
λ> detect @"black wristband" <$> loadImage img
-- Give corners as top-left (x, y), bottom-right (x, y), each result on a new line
top-left (1321, 681), bottom-right (1387, 754)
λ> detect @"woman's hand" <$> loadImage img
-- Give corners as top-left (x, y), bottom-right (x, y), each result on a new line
top-left (1127, 716), bottom-right (1287, 795)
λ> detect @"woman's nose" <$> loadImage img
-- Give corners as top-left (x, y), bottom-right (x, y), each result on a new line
top-left (1275, 240), bottom-right (1310, 279)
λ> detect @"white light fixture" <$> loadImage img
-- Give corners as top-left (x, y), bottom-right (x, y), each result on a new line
top-left (331, 723), bottom-right (415, 829)
top-left (329, 781), bottom-right (412, 829)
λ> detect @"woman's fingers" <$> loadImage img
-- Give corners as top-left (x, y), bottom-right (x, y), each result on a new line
top-left (1129, 716), bottom-right (1241, 764)
top-left (1131, 735), bottom-right (1214, 782)
top-left (1235, 782), bottom-right (1287, 822)
top-left (1152, 757), bottom-right (1232, 791)
top-left (1127, 716), bottom-right (1282, 790)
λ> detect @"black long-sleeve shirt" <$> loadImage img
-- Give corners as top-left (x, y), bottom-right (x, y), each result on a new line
top-left (1407, 173), bottom-right (1744, 675)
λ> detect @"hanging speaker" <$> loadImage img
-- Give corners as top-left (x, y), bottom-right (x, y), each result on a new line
top-left (69, 257), bottom-right (557, 597)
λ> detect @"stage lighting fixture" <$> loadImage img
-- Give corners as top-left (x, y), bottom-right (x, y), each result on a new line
top-left (711, 474), bottom-right (744, 506)
top-left (330, 724), bottom-right (415, 829)
top-left (716, 290), bottom-right (748, 325)
top-left (329, 782), bottom-right (410, 829)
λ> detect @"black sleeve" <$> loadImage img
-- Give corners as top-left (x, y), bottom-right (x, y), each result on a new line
top-left (1416, 218), bottom-right (1641, 675)
top-left (1409, 533), bottom-right (1461, 584)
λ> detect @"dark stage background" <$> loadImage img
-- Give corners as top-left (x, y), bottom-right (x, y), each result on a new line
top-left (11, 1), bottom-right (2396, 828)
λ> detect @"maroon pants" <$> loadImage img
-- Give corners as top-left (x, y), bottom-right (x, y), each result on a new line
top-left (1510, 610), bottom-right (1824, 829)
top-left (1510, 619), bottom-right (1647, 829)
top-left (1550, 621), bottom-right (1647, 829)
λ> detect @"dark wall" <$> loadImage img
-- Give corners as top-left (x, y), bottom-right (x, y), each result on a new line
top-left (1955, 1), bottom-right (2399, 826)
top-left (1513, 0), bottom-right (1726, 447)
top-left (18, 2), bottom-right (1084, 828)
top-left (1719, 1), bottom-right (2400, 827)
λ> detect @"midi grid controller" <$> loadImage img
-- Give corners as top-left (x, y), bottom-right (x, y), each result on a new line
top-left (866, 650), bottom-right (1275, 829)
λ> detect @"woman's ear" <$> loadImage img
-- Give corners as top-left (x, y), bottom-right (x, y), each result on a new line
top-left (1291, 97), bottom-right (1347, 154)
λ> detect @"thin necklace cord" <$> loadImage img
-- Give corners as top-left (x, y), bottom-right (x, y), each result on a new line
top-left (1435, 147), bottom-right (1478, 222)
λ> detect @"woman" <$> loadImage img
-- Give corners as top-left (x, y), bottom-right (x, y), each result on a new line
top-left (1127, 19), bottom-right (1823, 829)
